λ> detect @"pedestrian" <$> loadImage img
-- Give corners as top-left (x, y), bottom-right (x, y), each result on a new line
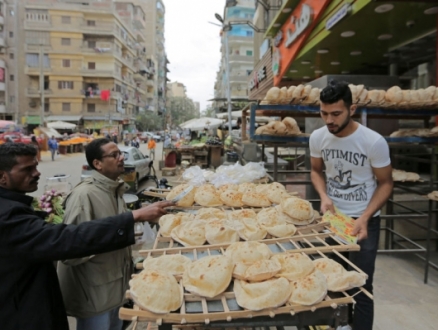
top-left (148, 137), bottom-right (156, 160)
top-left (57, 138), bottom-right (136, 329)
top-left (131, 137), bottom-right (139, 148)
top-left (112, 133), bottom-right (118, 144)
top-left (309, 80), bottom-right (393, 330)
top-left (0, 142), bottom-right (174, 330)
top-left (30, 135), bottom-right (41, 161)
top-left (48, 135), bottom-right (58, 161)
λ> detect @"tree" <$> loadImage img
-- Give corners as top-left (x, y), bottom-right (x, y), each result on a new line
top-left (168, 96), bottom-right (198, 126)
top-left (136, 111), bottom-right (163, 132)
top-left (201, 104), bottom-right (215, 118)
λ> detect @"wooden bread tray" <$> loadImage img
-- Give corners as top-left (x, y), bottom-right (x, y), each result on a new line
top-left (120, 223), bottom-right (371, 325)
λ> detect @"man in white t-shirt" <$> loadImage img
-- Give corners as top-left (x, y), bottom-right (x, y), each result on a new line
top-left (309, 80), bottom-right (393, 330)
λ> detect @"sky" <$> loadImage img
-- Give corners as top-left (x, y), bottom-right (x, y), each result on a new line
top-left (164, 0), bottom-right (225, 113)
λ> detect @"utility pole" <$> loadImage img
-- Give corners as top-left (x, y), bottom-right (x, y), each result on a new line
top-left (224, 29), bottom-right (233, 134)
top-left (39, 42), bottom-right (45, 127)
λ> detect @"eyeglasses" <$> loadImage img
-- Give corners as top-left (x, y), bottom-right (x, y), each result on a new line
top-left (101, 151), bottom-right (124, 160)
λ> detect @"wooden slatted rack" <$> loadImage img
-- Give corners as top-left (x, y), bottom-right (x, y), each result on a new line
top-left (120, 219), bottom-right (371, 326)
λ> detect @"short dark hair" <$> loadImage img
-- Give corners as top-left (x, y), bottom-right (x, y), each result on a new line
top-left (320, 80), bottom-right (352, 109)
top-left (85, 138), bottom-right (111, 170)
top-left (0, 143), bottom-right (37, 172)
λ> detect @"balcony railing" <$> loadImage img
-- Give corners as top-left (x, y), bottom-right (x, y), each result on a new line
top-left (26, 88), bottom-right (52, 97)
top-left (228, 54), bottom-right (253, 62)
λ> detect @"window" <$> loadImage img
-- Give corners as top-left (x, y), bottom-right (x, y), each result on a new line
top-left (9, 53), bottom-right (14, 59)
top-left (62, 59), bottom-right (70, 68)
top-left (88, 62), bottom-right (96, 70)
top-left (62, 103), bottom-right (71, 112)
top-left (10, 96), bottom-right (15, 103)
top-left (9, 75), bottom-right (14, 81)
top-left (88, 41), bottom-right (96, 49)
top-left (26, 53), bottom-right (50, 68)
top-left (58, 81), bottom-right (73, 89)
top-left (115, 84), bottom-right (121, 93)
top-left (61, 16), bottom-right (71, 24)
top-left (44, 103), bottom-right (49, 112)
top-left (87, 103), bottom-right (96, 113)
top-left (87, 20), bottom-right (95, 27)
top-left (246, 31), bottom-right (253, 37)
top-left (246, 50), bottom-right (253, 56)
top-left (61, 38), bottom-right (71, 46)
top-left (9, 32), bottom-right (13, 38)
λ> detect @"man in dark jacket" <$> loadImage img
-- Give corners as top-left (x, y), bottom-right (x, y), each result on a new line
top-left (0, 143), bottom-right (173, 330)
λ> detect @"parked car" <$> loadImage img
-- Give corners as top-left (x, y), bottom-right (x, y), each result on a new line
top-left (81, 146), bottom-right (151, 191)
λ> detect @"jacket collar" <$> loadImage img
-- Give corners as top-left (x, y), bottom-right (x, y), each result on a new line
top-left (0, 186), bottom-right (34, 206)
top-left (91, 170), bottom-right (128, 193)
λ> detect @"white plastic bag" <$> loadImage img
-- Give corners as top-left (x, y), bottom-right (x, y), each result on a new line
top-left (182, 166), bottom-right (206, 186)
top-left (140, 222), bottom-right (156, 243)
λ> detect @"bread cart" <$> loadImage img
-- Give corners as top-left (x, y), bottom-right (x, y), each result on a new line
top-left (120, 216), bottom-right (371, 330)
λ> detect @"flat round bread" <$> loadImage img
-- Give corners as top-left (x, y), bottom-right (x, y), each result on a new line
top-left (238, 182), bottom-right (257, 193)
top-left (183, 256), bottom-right (233, 298)
top-left (205, 219), bottom-right (239, 245)
top-left (171, 220), bottom-right (206, 246)
top-left (282, 117), bottom-right (301, 135)
top-left (229, 209), bottom-right (257, 220)
top-left (216, 183), bottom-right (238, 194)
top-left (326, 271), bottom-right (367, 292)
top-left (257, 207), bottom-right (297, 238)
top-left (225, 241), bottom-right (272, 265)
top-left (143, 254), bottom-right (192, 275)
top-left (272, 253), bottom-right (315, 281)
top-left (266, 87), bottom-right (280, 103)
top-left (280, 197), bottom-right (315, 225)
top-left (129, 270), bottom-right (183, 314)
top-left (234, 217), bottom-right (267, 241)
top-left (194, 184), bottom-right (223, 207)
top-left (234, 277), bottom-right (292, 311)
top-left (292, 84), bottom-right (304, 99)
top-left (220, 190), bottom-right (244, 207)
top-left (195, 208), bottom-right (227, 221)
top-left (244, 259), bottom-right (282, 282)
top-left (274, 205), bottom-right (296, 223)
top-left (267, 187), bottom-right (292, 205)
top-left (159, 213), bottom-right (194, 237)
top-left (242, 191), bottom-right (271, 207)
top-left (166, 184), bottom-right (196, 207)
top-left (289, 270), bottom-right (327, 306)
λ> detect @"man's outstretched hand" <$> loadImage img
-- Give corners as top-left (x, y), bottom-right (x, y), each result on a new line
top-left (132, 201), bottom-right (175, 223)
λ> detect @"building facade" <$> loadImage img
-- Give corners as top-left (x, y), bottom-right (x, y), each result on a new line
top-left (0, 0), bottom-right (6, 120)
top-left (168, 81), bottom-right (187, 98)
top-left (2, 0), bottom-right (168, 131)
top-left (213, 0), bottom-right (256, 113)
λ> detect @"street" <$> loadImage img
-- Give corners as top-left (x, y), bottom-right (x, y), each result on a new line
top-left (31, 141), bottom-right (164, 199)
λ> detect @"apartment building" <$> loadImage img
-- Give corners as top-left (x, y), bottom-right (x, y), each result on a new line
top-left (213, 0), bottom-right (256, 113)
top-left (1, 0), bottom-right (168, 132)
top-left (168, 81), bottom-right (187, 98)
top-left (116, 0), bottom-right (169, 117)
top-left (0, 0), bottom-right (9, 121)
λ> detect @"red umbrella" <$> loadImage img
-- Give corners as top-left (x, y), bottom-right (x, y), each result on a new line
top-left (0, 120), bottom-right (17, 132)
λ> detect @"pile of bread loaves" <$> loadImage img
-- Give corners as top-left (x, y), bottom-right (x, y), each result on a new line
top-left (260, 84), bottom-right (438, 108)
top-left (166, 182), bottom-right (298, 207)
top-left (390, 126), bottom-right (438, 138)
top-left (255, 116), bottom-right (301, 136)
top-left (129, 241), bottom-right (367, 314)
top-left (159, 197), bottom-right (317, 246)
top-left (392, 169), bottom-right (421, 182)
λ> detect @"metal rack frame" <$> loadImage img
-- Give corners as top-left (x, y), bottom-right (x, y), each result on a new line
top-left (247, 103), bottom-right (438, 283)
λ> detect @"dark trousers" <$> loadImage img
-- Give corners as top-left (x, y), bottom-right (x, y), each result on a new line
top-left (330, 216), bottom-right (380, 330)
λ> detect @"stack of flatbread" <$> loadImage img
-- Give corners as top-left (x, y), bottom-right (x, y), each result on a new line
top-left (389, 128), bottom-right (433, 137)
top-left (142, 254), bottom-right (191, 276)
top-left (166, 182), bottom-right (298, 208)
top-left (260, 85), bottom-right (320, 105)
top-left (369, 85), bottom-right (438, 108)
top-left (255, 117), bottom-right (301, 136)
top-left (280, 197), bottom-right (316, 225)
top-left (392, 169), bottom-right (421, 182)
top-left (349, 84), bottom-right (368, 105)
top-left (129, 270), bottom-right (183, 314)
top-left (313, 258), bottom-right (367, 292)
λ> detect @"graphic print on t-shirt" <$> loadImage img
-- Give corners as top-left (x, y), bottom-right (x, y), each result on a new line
top-left (323, 148), bottom-right (369, 202)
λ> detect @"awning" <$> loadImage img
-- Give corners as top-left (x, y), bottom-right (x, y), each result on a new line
top-left (47, 121), bottom-right (77, 130)
top-left (180, 117), bottom-right (224, 131)
top-left (216, 111), bottom-right (244, 119)
top-left (83, 115), bottom-right (124, 121)
top-left (38, 127), bottom-right (63, 139)
top-left (45, 115), bottom-right (83, 122)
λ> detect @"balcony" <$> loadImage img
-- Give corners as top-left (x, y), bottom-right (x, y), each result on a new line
top-left (0, 103), bottom-right (5, 114)
top-left (146, 79), bottom-right (154, 87)
top-left (146, 91), bottom-right (154, 99)
top-left (133, 12), bottom-right (145, 30)
top-left (25, 67), bottom-right (52, 75)
top-left (227, 36), bottom-right (254, 44)
top-left (82, 22), bottom-right (117, 36)
top-left (81, 69), bottom-right (114, 77)
top-left (133, 73), bottom-right (146, 82)
top-left (26, 88), bottom-right (52, 97)
top-left (81, 45), bottom-right (114, 55)
top-left (228, 55), bottom-right (253, 62)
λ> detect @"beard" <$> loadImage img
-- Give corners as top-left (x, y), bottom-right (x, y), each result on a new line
top-left (327, 114), bottom-right (351, 135)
